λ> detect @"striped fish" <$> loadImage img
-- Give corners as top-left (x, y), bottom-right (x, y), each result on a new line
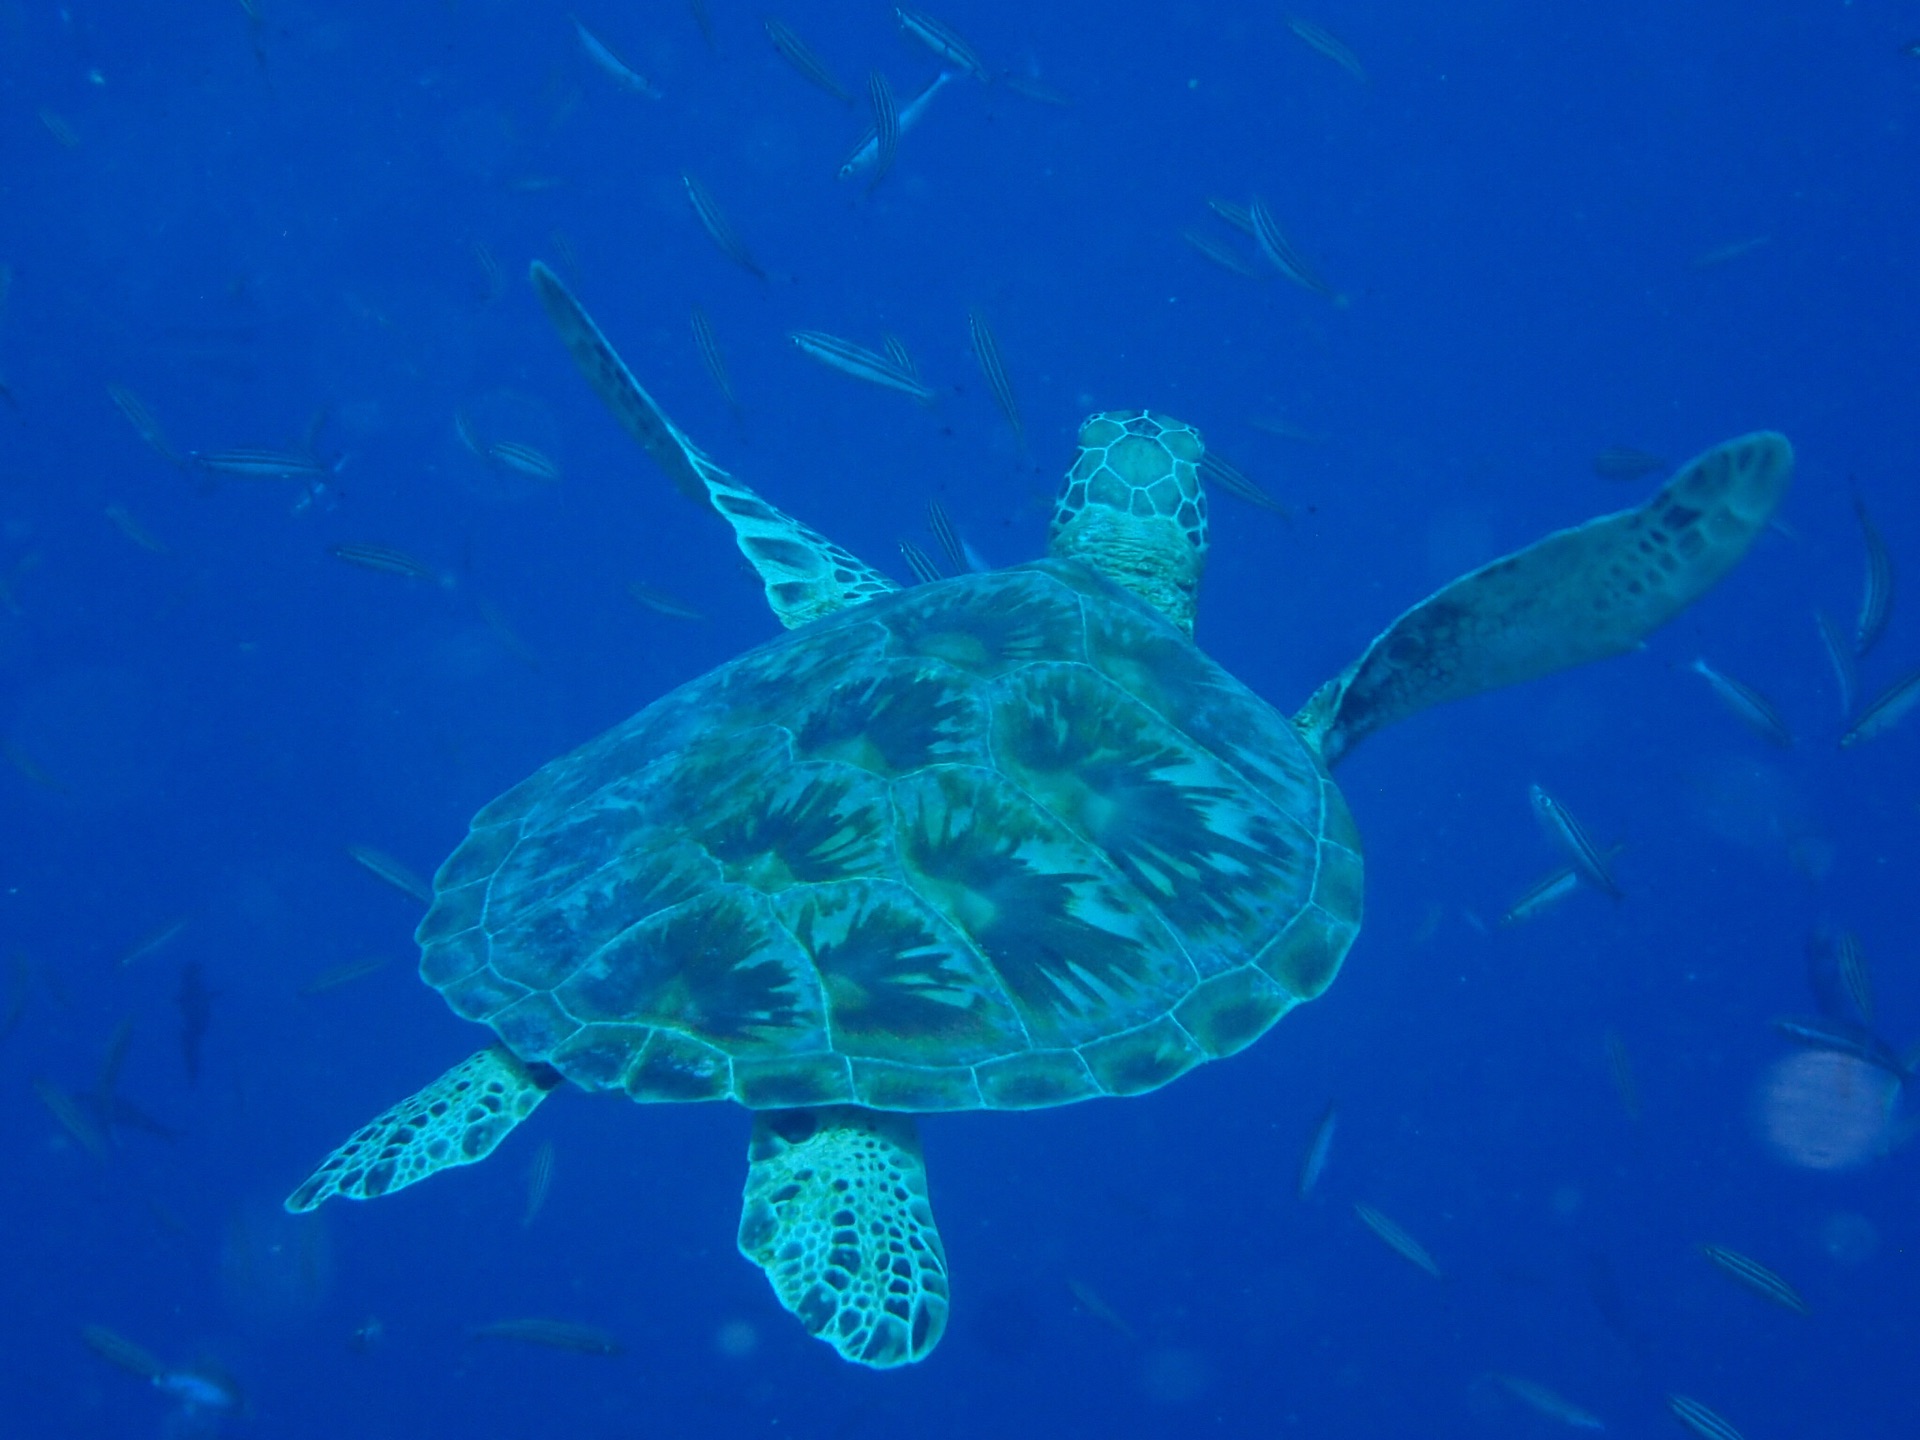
top-left (1772, 1014), bottom-right (1910, 1080)
top-left (1605, 1030), bottom-right (1640, 1121)
top-left (347, 845), bottom-right (433, 904)
top-left (898, 539), bottom-right (943, 585)
top-left (763, 18), bottom-right (851, 102)
top-left (573, 15), bottom-right (662, 98)
top-left (928, 498), bottom-right (968, 574)
top-left (682, 174), bottom-right (765, 280)
top-left (1249, 196), bottom-right (1334, 296)
top-left (194, 447), bottom-right (332, 480)
top-left (790, 330), bottom-right (937, 402)
top-left (1852, 496), bottom-right (1893, 655)
top-left (470, 1318), bottom-right (623, 1355)
top-left (299, 956), bottom-right (390, 997)
top-left (1200, 451), bottom-right (1289, 515)
top-left (882, 335), bottom-right (918, 377)
top-left (895, 7), bottom-right (989, 81)
top-left (865, 71), bottom-right (900, 190)
top-left (107, 385), bottom-right (184, 466)
top-left (1699, 1244), bottom-right (1809, 1315)
top-left (1500, 848), bottom-right (1635, 927)
top-left (1815, 608), bottom-right (1856, 716)
top-left (1841, 667), bottom-right (1920, 747)
top-left (1528, 785), bottom-right (1622, 900)
top-left (1836, 930), bottom-right (1873, 1026)
top-left (1667, 1394), bottom-right (1746, 1440)
top-left (839, 70), bottom-right (953, 181)
top-left (487, 440), bottom-right (561, 482)
top-left (689, 306), bottom-right (740, 411)
top-left (1181, 227), bottom-right (1262, 277)
top-left (968, 307), bottom-right (1024, 451)
top-left (1352, 1202), bottom-right (1442, 1279)
top-left (83, 1324), bottom-right (166, 1378)
top-left (104, 504), bottom-right (169, 555)
top-left (119, 916), bottom-right (190, 968)
top-left (329, 543), bottom-right (446, 586)
top-left (523, 1141), bottom-right (556, 1227)
top-left (1286, 16), bottom-right (1367, 83)
top-left (34, 1077), bottom-right (109, 1162)
top-left (1206, 196), bottom-right (1255, 234)
top-left (1689, 657), bottom-right (1792, 746)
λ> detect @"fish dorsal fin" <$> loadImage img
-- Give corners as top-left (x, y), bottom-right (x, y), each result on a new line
top-left (1300, 432), bottom-right (1792, 765)
top-left (530, 262), bottom-right (899, 628)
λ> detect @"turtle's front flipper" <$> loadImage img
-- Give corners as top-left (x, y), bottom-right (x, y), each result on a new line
top-left (738, 1106), bottom-right (949, 1368)
top-left (1299, 431), bottom-right (1792, 766)
top-left (284, 1047), bottom-right (559, 1212)
top-left (530, 262), bottom-right (898, 629)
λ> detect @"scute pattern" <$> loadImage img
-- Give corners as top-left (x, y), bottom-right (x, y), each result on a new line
top-left (416, 558), bottom-right (1361, 1110)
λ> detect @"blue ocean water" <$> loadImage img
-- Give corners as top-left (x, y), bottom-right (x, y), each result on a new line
top-left (3, 1), bottom-right (1916, 1434)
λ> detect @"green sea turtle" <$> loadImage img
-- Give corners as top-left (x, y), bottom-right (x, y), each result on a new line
top-left (285, 262), bottom-right (1792, 1369)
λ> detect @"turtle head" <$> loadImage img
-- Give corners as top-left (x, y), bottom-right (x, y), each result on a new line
top-left (1047, 411), bottom-right (1209, 636)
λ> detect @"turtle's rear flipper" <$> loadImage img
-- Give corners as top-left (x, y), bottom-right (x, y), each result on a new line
top-left (1300, 432), bottom-right (1793, 766)
top-left (738, 1106), bottom-right (949, 1368)
top-left (529, 262), bottom-right (898, 629)
top-left (284, 1046), bottom-right (558, 1212)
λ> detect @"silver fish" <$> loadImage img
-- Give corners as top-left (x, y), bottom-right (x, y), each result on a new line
top-left (1841, 667), bottom-right (1920, 747)
top-left (572, 15), bottom-right (662, 98)
top-left (1353, 1202), bottom-right (1442, 1279)
top-left (1181, 227), bottom-right (1262, 277)
top-left (839, 71), bottom-right (953, 181)
top-left (1699, 1244), bottom-right (1809, 1316)
top-left (1250, 196), bottom-right (1334, 296)
top-left (1815, 607), bottom-right (1857, 716)
top-left (763, 17), bottom-right (851, 102)
top-left (1771, 1014), bottom-right (1909, 1080)
top-left (894, 7), bottom-right (989, 81)
top-left (683, 174), bottom-right (765, 279)
top-left (968, 307), bottom-right (1024, 451)
top-left (1528, 785), bottom-right (1621, 900)
top-left (1667, 1394), bottom-right (1745, 1440)
top-left (470, 1318), bottom-right (623, 1355)
top-left (628, 581), bottom-right (704, 621)
top-left (118, 916), bottom-right (191, 968)
top-left (1852, 496), bottom-right (1893, 655)
top-left (346, 845), bottom-right (433, 904)
top-left (1286, 17), bottom-right (1367, 83)
top-left (1297, 1100), bottom-right (1337, 1198)
top-left (1491, 1374), bottom-right (1605, 1431)
top-left (107, 385), bottom-right (184, 466)
top-left (104, 505), bottom-right (168, 555)
top-left (789, 331), bottom-right (936, 402)
top-left (1689, 658), bottom-right (1792, 746)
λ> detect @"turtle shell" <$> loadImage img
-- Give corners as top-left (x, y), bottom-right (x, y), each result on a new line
top-left (417, 559), bottom-right (1362, 1113)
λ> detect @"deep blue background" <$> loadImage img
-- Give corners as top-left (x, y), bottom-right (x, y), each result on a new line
top-left (3, 1), bottom-right (1916, 1435)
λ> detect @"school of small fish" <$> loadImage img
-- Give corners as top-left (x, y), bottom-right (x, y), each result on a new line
top-left (11, 4), bottom-right (1915, 1433)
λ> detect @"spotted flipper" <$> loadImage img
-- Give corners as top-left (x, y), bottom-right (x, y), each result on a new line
top-left (1300, 432), bottom-right (1793, 766)
top-left (530, 262), bottom-right (898, 629)
top-left (284, 1047), bottom-right (559, 1212)
top-left (737, 1107), bottom-right (949, 1369)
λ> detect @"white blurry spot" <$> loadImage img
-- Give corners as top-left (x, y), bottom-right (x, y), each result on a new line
top-left (1817, 1210), bottom-right (1879, 1266)
top-left (1549, 1183), bottom-right (1583, 1218)
top-left (1138, 1347), bottom-right (1212, 1406)
top-left (220, 1200), bottom-right (332, 1323)
top-left (714, 1319), bottom-right (758, 1358)
top-left (1755, 1051), bottom-right (1897, 1171)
